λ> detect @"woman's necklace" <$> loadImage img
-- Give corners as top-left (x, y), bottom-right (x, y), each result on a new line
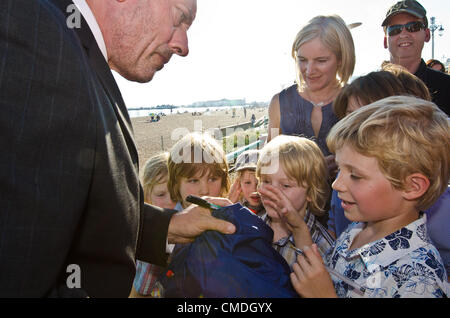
top-left (311, 100), bottom-right (326, 107)
top-left (303, 85), bottom-right (341, 108)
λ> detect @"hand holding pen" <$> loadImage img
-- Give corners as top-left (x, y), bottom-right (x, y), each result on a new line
top-left (167, 196), bottom-right (235, 244)
top-left (186, 195), bottom-right (222, 210)
top-left (289, 245), bottom-right (365, 296)
top-left (186, 195), bottom-right (234, 211)
top-left (289, 244), bottom-right (342, 298)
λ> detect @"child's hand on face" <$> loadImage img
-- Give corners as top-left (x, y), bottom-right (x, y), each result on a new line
top-left (228, 178), bottom-right (242, 203)
top-left (290, 244), bottom-right (337, 298)
top-left (258, 184), bottom-right (306, 232)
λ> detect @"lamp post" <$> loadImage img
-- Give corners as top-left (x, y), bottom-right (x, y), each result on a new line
top-left (429, 17), bottom-right (444, 59)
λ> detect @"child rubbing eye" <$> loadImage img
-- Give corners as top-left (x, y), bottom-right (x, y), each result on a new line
top-left (256, 135), bottom-right (335, 270)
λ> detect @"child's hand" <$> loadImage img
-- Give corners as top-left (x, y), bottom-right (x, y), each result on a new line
top-left (228, 178), bottom-right (242, 203)
top-left (258, 184), bottom-right (305, 230)
top-left (259, 184), bottom-right (313, 252)
top-left (290, 244), bottom-right (337, 298)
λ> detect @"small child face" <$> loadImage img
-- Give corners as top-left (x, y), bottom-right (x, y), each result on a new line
top-left (179, 169), bottom-right (223, 208)
top-left (147, 176), bottom-right (176, 210)
top-left (333, 144), bottom-right (406, 223)
top-left (239, 170), bottom-right (261, 206)
top-left (259, 165), bottom-right (309, 220)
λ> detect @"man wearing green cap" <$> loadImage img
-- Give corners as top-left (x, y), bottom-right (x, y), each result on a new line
top-left (382, 0), bottom-right (450, 116)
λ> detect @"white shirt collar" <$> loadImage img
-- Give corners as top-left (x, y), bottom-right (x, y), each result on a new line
top-left (72, 0), bottom-right (108, 61)
top-left (339, 214), bottom-right (431, 272)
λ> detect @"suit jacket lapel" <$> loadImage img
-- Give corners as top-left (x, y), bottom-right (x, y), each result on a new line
top-left (77, 19), bottom-right (140, 166)
top-left (52, 0), bottom-right (139, 166)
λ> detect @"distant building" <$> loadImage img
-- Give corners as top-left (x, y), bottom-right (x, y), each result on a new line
top-left (190, 98), bottom-right (246, 107)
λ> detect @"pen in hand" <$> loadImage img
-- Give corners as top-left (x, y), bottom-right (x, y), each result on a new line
top-left (289, 245), bottom-right (366, 296)
top-left (185, 195), bottom-right (222, 211)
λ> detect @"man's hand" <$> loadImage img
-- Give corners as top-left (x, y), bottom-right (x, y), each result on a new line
top-left (167, 197), bottom-right (236, 244)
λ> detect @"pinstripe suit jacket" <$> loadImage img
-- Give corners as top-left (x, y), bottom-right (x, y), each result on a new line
top-left (0, 0), bottom-right (174, 297)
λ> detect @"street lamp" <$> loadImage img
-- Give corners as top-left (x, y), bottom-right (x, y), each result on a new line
top-left (429, 17), bottom-right (444, 59)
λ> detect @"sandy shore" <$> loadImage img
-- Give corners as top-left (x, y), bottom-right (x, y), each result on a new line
top-left (131, 107), bottom-right (268, 169)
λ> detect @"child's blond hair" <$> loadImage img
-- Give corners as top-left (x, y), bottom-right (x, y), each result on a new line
top-left (141, 152), bottom-right (170, 203)
top-left (256, 135), bottom-right (330, 215)
top-left (327, 96), bottom-right (450, 210)
top-left (168, 132), bottom-right (230, 203)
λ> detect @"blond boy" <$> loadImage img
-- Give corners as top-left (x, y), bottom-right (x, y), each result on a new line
top-left (257, 135), bottom-right (335, 269)
top-left (289, 96), bottom-right (449, 298)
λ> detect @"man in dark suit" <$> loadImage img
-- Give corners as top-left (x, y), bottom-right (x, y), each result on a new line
top-left (0, 0), bottom-right (234, 297)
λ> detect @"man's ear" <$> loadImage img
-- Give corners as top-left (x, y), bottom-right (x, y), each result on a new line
top-left (424, 28), bottom-right (431, 43)
top-left (402, 173), bottom-right (430, 201)
top-left (383, 36), bottom-right (388, 49)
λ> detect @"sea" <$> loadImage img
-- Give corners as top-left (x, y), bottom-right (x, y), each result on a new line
top-left (127, 105), bottom-right (261, 118)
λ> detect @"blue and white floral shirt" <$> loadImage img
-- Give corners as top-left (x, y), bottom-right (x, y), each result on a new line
top-left (325, 214), bottom-right (449, 298)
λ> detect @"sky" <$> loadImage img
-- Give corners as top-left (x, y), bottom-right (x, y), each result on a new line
top-left (113, 0), bottom-right (450, 108)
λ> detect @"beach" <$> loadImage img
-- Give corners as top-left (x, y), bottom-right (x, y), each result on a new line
top-left (131, 107), bottom-right (268, 169)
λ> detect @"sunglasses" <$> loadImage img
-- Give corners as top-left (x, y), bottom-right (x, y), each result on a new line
top-left (387, 21), bottom-right (426, 37)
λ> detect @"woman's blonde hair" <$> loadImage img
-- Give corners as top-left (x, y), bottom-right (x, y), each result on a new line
top-left (141, 152), bottom-right (170, 204)
top-left (167, 132), bottom-right (230, 203)
top-left (292, 15), bottom-right (355, 90)
top-left (327, 96), bottom-right (450, 211)
top-left (256, 135), bottom-right (330, 215)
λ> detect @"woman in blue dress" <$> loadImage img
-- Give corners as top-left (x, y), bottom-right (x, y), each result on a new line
top-left (267, 15), bottom-right (356, 179)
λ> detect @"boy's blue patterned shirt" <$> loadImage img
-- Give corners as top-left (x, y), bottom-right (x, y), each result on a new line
top-left (326, 214), bottom-right (449, 298)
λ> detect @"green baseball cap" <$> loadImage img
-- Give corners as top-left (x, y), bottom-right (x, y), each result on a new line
top-left (382, 0), bottom-right (427, 27)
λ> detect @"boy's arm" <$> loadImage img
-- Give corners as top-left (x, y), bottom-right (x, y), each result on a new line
top-left (291, 224), bottom-right (314, 250)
